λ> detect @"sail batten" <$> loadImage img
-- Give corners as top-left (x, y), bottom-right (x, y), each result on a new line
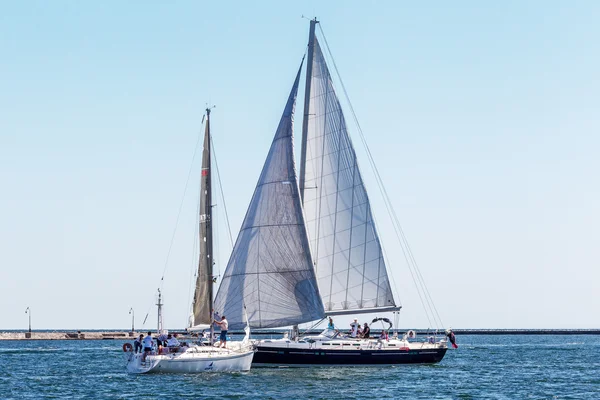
top-left (214, 61), bottom-right (325, 330)
top-left (301, 36), bottom-right (397, 315)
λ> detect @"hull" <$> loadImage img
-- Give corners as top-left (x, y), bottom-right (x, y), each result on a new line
top-left (252, 337), bottom-right (447, 367)
top-left (126, 347), bottom-right (254, 374)
top-left (253, 346), bottom-right (446, 366)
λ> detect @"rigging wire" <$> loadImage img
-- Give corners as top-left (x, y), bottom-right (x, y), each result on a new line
top-left (158, 120), bottom-right (205, 288)
top-left (317, 25), bottom-right (445, 330)
top-left (300, 317), bottom-right (327, 336)
top-left (141, 117), bottom-right (206, 330)
top-left (211, 138), bottom-right (234, 249)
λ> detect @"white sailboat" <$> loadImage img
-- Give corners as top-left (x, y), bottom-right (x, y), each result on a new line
top-left (125, 109), bottom-right (255, 374)
top-left (213, 19), bottom-right (452, 366)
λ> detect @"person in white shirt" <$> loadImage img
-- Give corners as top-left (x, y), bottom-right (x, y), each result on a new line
top-left (142, 331), bottom-right (154, 361)
top-left (167, 334), bottom-right (180, 347)
top-left (213, 315), bottom-right (229, 348)
top-left (350, 318), bottom-right (359, 338)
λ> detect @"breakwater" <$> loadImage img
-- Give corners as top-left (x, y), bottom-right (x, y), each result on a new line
top-left (445, 329), bottom-right (600, 335)
top-left (2, 328), bottom-right (599, 340)
top-left (252, 329), bottom-right (600, 336)
top-left (0, 331), bottom-right (135, 340)
top-left (249, 328), bottom-right (600, 336)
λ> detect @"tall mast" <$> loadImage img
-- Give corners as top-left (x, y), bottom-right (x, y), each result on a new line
top-left (190, 107), bottom-right (215, 341)
top-left (205, 108), bottom-right (214, 345)
top-left (156, 289), bottom-right (163, 333)
top-left (293, 18), bottom-right (318, 340)
top-left (299, 18), bottom-right (318, 204)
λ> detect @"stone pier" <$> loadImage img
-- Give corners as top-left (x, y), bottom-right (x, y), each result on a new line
top-left (0, 331), bottom-right (137, 340)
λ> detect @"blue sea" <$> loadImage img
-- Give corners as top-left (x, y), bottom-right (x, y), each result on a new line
top-left (1, 334), bottom-right (599, 399)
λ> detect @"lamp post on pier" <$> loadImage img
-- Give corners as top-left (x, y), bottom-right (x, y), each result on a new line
top-left (25, 307), bottom-right (31, 338)
top-left (129, 307), bottom-right (135, 333)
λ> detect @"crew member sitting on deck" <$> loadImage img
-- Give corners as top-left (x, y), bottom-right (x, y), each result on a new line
top-left (362, 323), bottom-right (370, 338)
top-left (167, 333), bottom-right (180, 351)
top-left (379, 330), bottom-right (389, 341)
top-left (327, 317), bottom-right (335, 330)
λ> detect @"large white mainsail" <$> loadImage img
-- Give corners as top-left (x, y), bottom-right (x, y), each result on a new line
top-left (300, 33), bottom-right (398, 316)
top-left (213, 62), bottom-right (325, 330)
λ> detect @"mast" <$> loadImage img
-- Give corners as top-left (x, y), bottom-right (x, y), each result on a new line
top-left (190, 107), bottom-right (215, 343)
top-left (205, 108), bottom-right (214, 345)
top-left (293, 17), bottom-right (318, 341)
top-left (156, 289), bottom-right (163, 333)
top-left (299, 17), bottom-right (317, 204)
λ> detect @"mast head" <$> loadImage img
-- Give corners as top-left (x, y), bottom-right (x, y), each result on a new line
top-left (302, 15), bottom-right (319, 25)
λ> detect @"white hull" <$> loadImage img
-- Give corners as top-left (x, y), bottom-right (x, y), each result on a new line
top-left (126, 345), bottom-right (254, 374)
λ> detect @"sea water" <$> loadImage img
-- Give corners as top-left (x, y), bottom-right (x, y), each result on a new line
top-left (1, 334), bottom-right (598, 399)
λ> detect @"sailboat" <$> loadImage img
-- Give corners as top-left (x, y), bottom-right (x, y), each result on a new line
top-left (213, 19), bottom-right (450, 366)
top-left (125, 109), bottom-right (255, 374)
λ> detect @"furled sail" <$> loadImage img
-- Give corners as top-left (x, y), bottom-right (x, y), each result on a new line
top-left (301, 37), bottom-right (398, 315)
top-left (213, 62), bottom-right (325, 330)
top-left (191, 114), bottom-right (213, 329)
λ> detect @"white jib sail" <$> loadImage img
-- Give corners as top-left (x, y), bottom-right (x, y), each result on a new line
top-left (302, 37), bottom-right (397, 315)
top-left (214, 61), bottom-right (325, 330)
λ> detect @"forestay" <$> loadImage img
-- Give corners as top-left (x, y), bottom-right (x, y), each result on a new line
top-left (214, 62), bottom-right (325, 330)
top-left (301, 37), bottom-right (397, 315)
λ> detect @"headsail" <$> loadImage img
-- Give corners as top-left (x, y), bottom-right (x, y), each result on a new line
top-left (191, 111), bottom-right (213, 329)
top-left (214, 61), bottom-right (325, 330)
top-left (300, 30), bottom-right (398, 316)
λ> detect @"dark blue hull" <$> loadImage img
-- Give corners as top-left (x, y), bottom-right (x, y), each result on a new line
top-left (252, 345), bottom-right (447, 366)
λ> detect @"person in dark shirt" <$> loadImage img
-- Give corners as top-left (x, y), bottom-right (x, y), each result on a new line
top-left (134, 334), bottom-right (144, 353)
top-left (362, 323), bottom-right (370, 338)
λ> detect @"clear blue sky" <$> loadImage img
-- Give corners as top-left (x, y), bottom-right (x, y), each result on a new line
top-left (1, 1), bottom-right (599, 330)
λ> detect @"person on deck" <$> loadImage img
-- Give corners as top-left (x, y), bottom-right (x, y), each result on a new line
top-left (167, 334), bottom-right (180, 346)
top-left (167, 333), bottom-right (180, 351)
top-left (350, 318), bottom-right (359, 338)
top-left (362, 323), bottom-right (370, 338)
top-left (158, 332), bottom-right (169, 353)
top-left (157, 332), bottom-right (168, 347)
top-left (214, 315), bottom-right (229, 348)
top-left (327, 317), bottom-right (335, 330)
top-left (142, 332), bottom-right (153, 361)
top-left (134, 334), bottom-right (144, 353)
top-left (379, 330), bottom-right (388, 341)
